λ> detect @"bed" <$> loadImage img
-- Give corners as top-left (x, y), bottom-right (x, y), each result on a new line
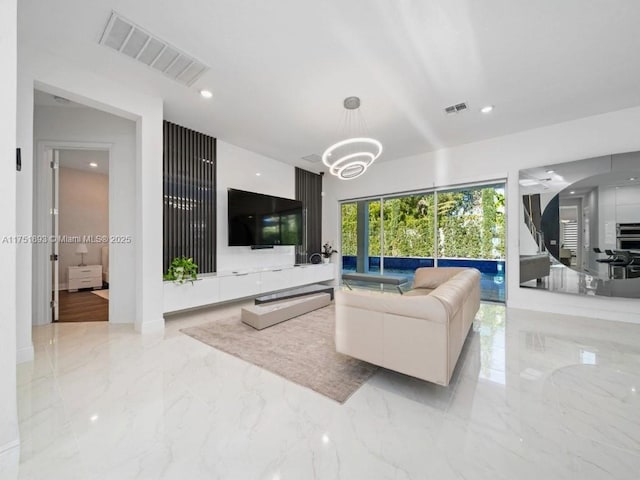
top-left (101, 246), bottom-right (109, 284)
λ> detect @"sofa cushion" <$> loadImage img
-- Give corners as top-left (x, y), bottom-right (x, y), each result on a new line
top-left (412, 267), bottom-right (469, 289)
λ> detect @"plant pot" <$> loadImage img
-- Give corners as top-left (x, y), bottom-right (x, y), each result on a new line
top-left (322, 257), bottom-right (330, 264)
top-left (174, 267), bottom-right (185, 284)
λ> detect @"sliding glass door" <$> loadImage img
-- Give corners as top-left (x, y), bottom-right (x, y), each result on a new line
top-left (340, 182), bottom-right (506, 302)
top-left (381, 194), bottom-right (436, 274)
top-left (437, 184), bottom-right (506, 302)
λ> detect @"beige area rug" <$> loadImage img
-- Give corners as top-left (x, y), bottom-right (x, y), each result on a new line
top-left (90, 289), bottom-right (109, 300)
top-left (181, 305), bottom-right (378, 403)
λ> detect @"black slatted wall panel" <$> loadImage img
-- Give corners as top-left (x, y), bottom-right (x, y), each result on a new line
top-left (163, 121), bottom-right (217, 273)
top-left (295, 168), bottom-right (323, 263)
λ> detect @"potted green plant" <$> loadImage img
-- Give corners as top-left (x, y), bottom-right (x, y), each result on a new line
top-left (164, 256), bottom-right (199, 284)
top-left (321, 242), bottom-right (338, 264)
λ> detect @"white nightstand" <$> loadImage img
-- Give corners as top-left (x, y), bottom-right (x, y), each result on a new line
top-left (68, 265), bottom-right (103, 292)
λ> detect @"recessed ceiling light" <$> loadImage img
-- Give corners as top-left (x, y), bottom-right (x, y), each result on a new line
top-left (546, 169), bottom-right (555, 174)
top-left (200, 89), bottom-right (213, 99)
top-left (570, 191), bottom-right (576, 194)
top-left (256, 172), bottom-right (261, 176)
top-left (89, 162), bottom-right (98, 168)
top-left (480, 105), bottom-right (494, 114)
top-left (630, 177), bottom-right (637, 181)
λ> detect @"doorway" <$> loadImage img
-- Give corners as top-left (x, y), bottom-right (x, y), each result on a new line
top-left (52, 148), bottom-right (110, 322)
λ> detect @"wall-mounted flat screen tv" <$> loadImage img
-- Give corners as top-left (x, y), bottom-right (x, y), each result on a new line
top-left (228, 188), bottom-right (303, 246)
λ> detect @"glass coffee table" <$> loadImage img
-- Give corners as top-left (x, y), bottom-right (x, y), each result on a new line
top-left (254, 283), bottom-right (335, 304)
top-left (341, 273), bottom-right (410, 295)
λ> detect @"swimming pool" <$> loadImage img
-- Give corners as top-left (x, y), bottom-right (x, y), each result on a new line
top-left (341, 256), bottom-right (506, 303)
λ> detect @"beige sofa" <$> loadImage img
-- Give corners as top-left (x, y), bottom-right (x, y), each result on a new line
top-left (335, 267), bottom-right (480, 386)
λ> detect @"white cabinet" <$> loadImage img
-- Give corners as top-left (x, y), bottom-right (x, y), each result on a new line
top-left (163, 264), bottom-right (335, 314)
top-left (289, 266), bottom-right (306, 286)
top-left (259, 268), bottom-right (293, 292)
top-left (163, 277), bottom-right (220, 313)
top-left (219, 272), bottom-right (261, 301)
top-left (304, 263), bottom-right (333, 284)
top-left (68, 265), bottom-right (102, 292)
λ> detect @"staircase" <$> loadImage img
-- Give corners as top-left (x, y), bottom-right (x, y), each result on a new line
top-left (523, 194), bottom-right (546, 253)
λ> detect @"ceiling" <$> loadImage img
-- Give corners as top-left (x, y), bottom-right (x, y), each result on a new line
top-left (34, 90), bottom-right (87, 108)
top-left (19, 0), bottom-right (640, 169)
top-left (520, 155), bottom-right (640, 197)
top-left (58, 149), bottom-right (109, 175)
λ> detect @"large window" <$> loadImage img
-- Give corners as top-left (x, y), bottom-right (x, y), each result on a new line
top-left (340, 183), bottom-right (506, 302)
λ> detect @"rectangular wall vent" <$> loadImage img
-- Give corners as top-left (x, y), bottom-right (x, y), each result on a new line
top-left (99, 11), bottom-right (208, 87)
top-left (302, 154), bottom-right (322, 164)
top-left (444, 102), bottom-right (468, 114)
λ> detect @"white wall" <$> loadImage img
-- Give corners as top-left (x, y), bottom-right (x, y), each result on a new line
top-left (18, 44), bottom-right (164, 338)
top-left (323, 105), bottom-right (640, 323)
top-left (615, 184), bottom-right (640, 223)
top-left (599, 186), bottom-right (617, 251)
top-left (34, 106), bottom-right (136, 324)
top-left (216, 140), bottom-right (296, 271)
top-left (0, 0), bottom-right (20, 466)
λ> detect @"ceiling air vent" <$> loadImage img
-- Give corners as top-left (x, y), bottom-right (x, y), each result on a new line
top-left (99, 11), bottom-right (209, 87)
top-left (444, 102), bottom-right (468, 114)
top-left (302, 154), bottom-right (322, 164)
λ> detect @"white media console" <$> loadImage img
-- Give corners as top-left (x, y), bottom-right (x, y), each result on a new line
top-left (163, 263), bottom-right (335, 314)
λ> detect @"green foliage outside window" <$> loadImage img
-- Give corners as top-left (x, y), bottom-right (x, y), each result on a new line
top-left (340, 187), bottom-right (505, 260)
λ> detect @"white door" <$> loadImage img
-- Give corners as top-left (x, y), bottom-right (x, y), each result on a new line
top-left (50, 149), bottom-right (60, 321)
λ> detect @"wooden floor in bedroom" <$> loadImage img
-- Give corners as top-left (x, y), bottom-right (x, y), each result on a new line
top-left (57, 290), bottom-right (109, 322)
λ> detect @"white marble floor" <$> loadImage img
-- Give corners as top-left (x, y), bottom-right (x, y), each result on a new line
top-left (9, 302), bottom-right (640, 479)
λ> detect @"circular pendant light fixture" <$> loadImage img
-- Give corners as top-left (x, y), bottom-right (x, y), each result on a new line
top-left (322, 97), bottom-right (382, 180)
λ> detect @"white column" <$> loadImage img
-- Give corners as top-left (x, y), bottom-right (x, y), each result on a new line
top-left (0, 0), bottom-right (21, 466)
top-left (135, 113), bottom-right (164, 333)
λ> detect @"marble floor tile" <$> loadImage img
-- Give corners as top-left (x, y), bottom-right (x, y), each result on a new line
top-left (11, 301), bottom-right (640, 479)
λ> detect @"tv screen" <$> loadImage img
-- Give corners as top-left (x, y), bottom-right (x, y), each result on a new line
top-left (228, 189), bottom-right (303, 246)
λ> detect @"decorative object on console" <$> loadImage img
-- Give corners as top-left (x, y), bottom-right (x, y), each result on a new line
top-left (75, 243), bottom-right (88, 266)
top-left (308, 252), bottom-right (322, 264)
top-left (322, 96), bottom-right (382, 180)
top-left (164, 256), bottom-right (198, 284)
top-left (321, 242), bottom-right (338, 263)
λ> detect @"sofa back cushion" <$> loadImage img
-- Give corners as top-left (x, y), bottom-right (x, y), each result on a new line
top-left (335, 289), bottom-right (448, 323)
top-left (413, 267), bottom-right (469, 290)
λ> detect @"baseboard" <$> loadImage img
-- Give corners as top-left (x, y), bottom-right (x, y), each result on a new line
top-left (135, 318), bottom-right (165, 334)
top-left (16, 343), bottom-right (34, 364)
